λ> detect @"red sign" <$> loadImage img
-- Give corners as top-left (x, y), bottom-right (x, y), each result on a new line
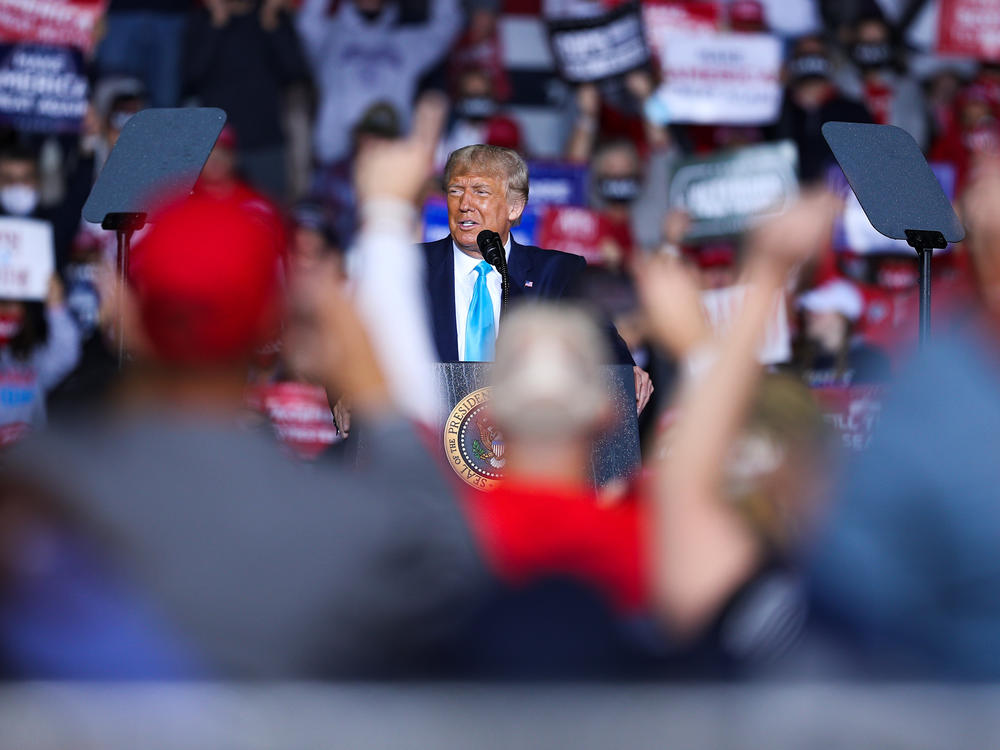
top-left (642, 0), bottom-right (721, 64)
top-left (938, 0), bottom-right (1000, 61)
top-left (537, 205), bottom-right (627, 267)
top-left (246, 381), bottom-right (341, 461)
top-left (0, 0), bottom-right (107, 53)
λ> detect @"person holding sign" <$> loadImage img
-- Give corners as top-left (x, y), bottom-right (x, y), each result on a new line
top-left (0, 273), bottom-right (81, 447)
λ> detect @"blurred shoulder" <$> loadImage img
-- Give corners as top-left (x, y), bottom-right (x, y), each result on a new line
top-left (517, 242), bottom-right (587, 273)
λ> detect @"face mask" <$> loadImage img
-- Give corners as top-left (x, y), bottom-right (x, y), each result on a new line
top-left (852, 42), bottom-right (891, 71)
top-left (0, 311), bottom-right (23, 346)
top-left (788, 54), bottom-right (831, 83)
top-left (455, 96), bottom-right (496, 121)
top-left (597, 176), bottom-right (641, 204)
top-left (0, 184), bottom-right (38, 217)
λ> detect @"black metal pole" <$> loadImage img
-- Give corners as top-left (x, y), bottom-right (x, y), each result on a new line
top-left (917, 244), bottom-right (932, 349)
top-left (115, 228), bottom-right (133, 368)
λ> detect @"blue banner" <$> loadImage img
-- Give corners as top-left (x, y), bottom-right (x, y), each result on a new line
top-left (0, 43), bottom-right (88, 133)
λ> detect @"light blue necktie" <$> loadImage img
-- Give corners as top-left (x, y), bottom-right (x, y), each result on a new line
top-left (465, 261), bottom-right (496, 361)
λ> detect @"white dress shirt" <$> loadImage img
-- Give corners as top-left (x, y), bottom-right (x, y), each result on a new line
top-left (453, 237), bottom-right (510, 361)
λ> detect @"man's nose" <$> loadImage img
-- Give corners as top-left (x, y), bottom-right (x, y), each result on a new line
top-left (458, 192), bottom-right (473, 212)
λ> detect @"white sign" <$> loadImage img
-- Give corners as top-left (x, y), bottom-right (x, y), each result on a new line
top-left (0, 217), bottom-right (54, 299)
top-left (702, 285), bottom-right (790, 365)
top-left (653, 32), bottom-right (783, 125)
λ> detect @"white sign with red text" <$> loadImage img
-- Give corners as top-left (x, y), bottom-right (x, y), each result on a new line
top-left (653, 31), bottom-right (783, 125)
top-left (0, 217), bottom-right (54, 300)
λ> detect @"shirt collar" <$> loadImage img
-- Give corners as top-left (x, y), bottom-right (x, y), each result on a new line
top-left (452, 235), bottom-right (512, 276)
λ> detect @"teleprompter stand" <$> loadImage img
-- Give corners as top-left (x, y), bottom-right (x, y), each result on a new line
top-left (82, 107), bottom-right (227, 365)
top-left (822, 122), bottom-right (964, 348)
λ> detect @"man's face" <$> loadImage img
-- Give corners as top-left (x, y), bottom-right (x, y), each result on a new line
top-left (446, 171), bottom-right (522, 256)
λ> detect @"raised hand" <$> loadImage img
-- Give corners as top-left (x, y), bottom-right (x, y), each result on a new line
top-left (634, 253), bottom-right (709, 360)
top-left (354, 93), bottom-right (447, 207)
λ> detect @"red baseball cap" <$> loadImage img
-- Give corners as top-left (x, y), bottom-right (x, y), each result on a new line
top-left (128, 193), bottom-right (283, 364)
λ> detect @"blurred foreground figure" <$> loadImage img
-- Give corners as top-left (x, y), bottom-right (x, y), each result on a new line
top-left (639, 194), bottom-right (838, 671)
top-left (454, 304), bottom-right (653, 678)
top-left (0, 104), bottom-right (484, 679)
top-left (808, 164), bottom-right (1000, 678)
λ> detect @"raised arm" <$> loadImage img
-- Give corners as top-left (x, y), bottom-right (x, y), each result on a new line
top-left (640, 194), bottom-right (837, 638)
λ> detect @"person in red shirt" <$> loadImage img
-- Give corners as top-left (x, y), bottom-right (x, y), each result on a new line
top-left (459, 304), bottom-right (647, 614)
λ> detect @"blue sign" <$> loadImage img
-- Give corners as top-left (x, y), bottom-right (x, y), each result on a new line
top-left (0, 43), bottom-right (88, 133)
top-left (526, 161), bottom-right (589, 208)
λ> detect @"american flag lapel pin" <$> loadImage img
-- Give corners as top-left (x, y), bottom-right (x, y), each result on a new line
top-left (524, 280), bottom-right (533, 288)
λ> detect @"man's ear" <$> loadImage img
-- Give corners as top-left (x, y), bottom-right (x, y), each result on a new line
top-left (508, 199), bottom-right (526, 227)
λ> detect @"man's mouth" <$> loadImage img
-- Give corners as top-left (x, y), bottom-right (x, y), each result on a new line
top-left (458, 220), bottom-right (478, 229)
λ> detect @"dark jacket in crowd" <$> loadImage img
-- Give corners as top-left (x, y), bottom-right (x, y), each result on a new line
top-left (183, 6), bottom-right (309, 150)
top-left (774, 94), bottom-right (873, 183)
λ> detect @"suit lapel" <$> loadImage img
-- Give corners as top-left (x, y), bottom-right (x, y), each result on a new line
top-left (505, 239), bottom-right (535, 301)
top-left (426, 237), bottom-right (460, 361)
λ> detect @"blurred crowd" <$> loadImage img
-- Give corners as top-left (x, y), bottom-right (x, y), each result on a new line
top-left (1, 0), bottom-right (1000, 683)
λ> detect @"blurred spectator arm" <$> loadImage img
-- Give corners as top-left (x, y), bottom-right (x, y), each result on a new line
top-left (644, 194), bottom-right (837, 639)
top-left (566, 83), bottom-right (600, 164)
top-left (262, 5), bottom-right (311, 85)
top-left (35, 283), bottom-right (82, 392)
top-left (352, 95), bottom-right (448, 427)
top-left (182, 8), bottom-right (226, 97)
top-left (295, 0), bottom-right (333, 69)
top-left (398, 0), bottom-right (465, 72)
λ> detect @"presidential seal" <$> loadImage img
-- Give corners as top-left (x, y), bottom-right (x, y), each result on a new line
top-left (443, 386), bottom-right (506, 490)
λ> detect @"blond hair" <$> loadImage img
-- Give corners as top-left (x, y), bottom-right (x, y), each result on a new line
top-left (443, 144), bottom-right (529, 209)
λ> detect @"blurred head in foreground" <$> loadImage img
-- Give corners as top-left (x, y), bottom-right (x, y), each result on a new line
top-left (724, 375), bottom-right (829, 552)
top-left (125, 193), bottom-right (283, 381)
top-left (488, 304), bottom-right (613, 484)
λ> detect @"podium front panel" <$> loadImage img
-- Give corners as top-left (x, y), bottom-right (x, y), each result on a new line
top-left (435, 363), bottom-right (640, 489)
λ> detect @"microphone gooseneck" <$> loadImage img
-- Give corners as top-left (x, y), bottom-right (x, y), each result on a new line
top-left (476, 229), bottom-right (510, 319)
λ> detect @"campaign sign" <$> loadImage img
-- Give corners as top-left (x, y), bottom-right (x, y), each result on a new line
top-left (0, 43), bottom-right (88, 133)
top-left (642, 0), bottom-right (720, 64)
top-left (421, 196), bottom-right (539, 247)
top-left (0, 0), bottom-right (106, 53)
top-left (548, 3), bottom-right (650, 83)
top-left (526, 160), bottom-right (588, 208)
top-left (701, 284), bottom-right (790, 364)
top-left (938, 0), bottom-right (1000, 61)
top-left (827, 162), bottom-right (956, 255)
top-left (669, 140), bottom-right (798, 242)
top-left (0, 217), bottom-right (55, 300)
top-left (652, 31), bottom-right (783, 124)
top-left (246, 381), bottom-right (341, 462)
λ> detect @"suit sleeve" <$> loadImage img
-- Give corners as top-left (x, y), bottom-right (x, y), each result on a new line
top-left (559, 257), bottom-right (636, 366)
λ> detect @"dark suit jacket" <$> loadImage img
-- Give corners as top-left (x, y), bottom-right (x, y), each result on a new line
top-left (421, 236), bottom-right (634, 364)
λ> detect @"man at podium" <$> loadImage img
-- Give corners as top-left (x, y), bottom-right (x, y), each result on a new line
top-left (419, 144), bottom-right (653, 413)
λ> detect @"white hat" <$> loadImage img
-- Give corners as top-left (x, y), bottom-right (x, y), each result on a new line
top-left (797, 279), bottom-right (864, 321)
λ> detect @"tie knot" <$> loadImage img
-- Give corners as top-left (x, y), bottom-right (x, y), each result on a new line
top-left (475, 260), bottom-right (492, 277)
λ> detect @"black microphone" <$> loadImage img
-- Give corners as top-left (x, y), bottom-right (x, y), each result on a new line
top-left (476, 229), bottom-right (510, 317)
top-left (476, 230), bottom-right (505, 271)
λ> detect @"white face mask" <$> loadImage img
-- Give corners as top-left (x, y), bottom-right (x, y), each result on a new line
top-left (0, 184), bottom-right (38, 216)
